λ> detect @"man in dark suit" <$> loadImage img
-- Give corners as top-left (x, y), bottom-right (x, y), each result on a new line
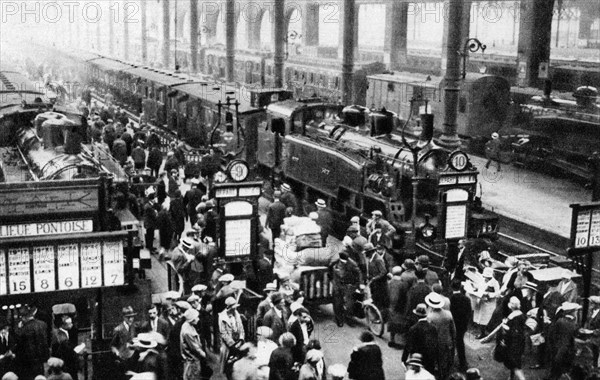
top-left (157, 202), bottom-right (174, 251)
top-left (289, 307), bottom-right (313, 364)
top-left (449, 281), bottom-right (472, 371)
top-left (143, 193), bottom-right (158, 252)
top-left (0, 317), bottom-right (16, 375)
top-left (315, 199), bottom-right (333, 246)
top-left (347, 331), bottom-right (385, 380)
top-left (262, 292), bottom-right (290, 342)
top-left (266, 191), bottom-right (287, 244)
top-left (51, 315), bottom-right (78, 380)
top-left (404, 269), bottom-right (432, 328)
top-left (110, 306), bottom-right (138, 361)
top-left (402, 303), bottom-right (439, 375)
top-left (330, 252), bottom-right (362, 327)
top-left (140, 305), bottom-right (170, 340)
top-left (268, 332), bottom-right (296, 380)
top-left (14, 305), bottom-right (49, 380)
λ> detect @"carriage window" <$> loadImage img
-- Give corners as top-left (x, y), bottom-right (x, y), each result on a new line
top-left (334, 77), bottom-right (340, 89)
top-left (309, 73), bottom-right (314, 83)
top-left (191, 105), bottom-right (198, 118)
top-left (292, 113), bottom-right (303, 132)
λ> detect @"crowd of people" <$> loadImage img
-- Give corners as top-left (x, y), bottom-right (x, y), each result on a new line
top-left (4, 91), bottom-right (600, 380)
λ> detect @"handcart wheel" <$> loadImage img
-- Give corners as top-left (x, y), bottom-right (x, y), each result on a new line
top-left (364, 303), bottom-right (384, 337)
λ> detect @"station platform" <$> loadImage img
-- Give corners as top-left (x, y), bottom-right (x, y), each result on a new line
top-left (470, 155), bottom-right (592, 239)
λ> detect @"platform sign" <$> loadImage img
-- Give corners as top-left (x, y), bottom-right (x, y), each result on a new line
top-left (57, 244), bottom-right (80, 290)
top-left (441, 188), bottom-right (470, 240)
top-left (33, 245), bottom-right (56, 292)
top-left (214, 181), bottom-right (262, 262)
top-left (8, 248), bottom-right (31, 294)
top-left (103, 241), bottom-right (125, 287)
top-left (0, 251), bottom-right (6, 296)
top-left (81, 242), bottom-right (102, 288)
top-left (570, 203), bottom-right (600, 250)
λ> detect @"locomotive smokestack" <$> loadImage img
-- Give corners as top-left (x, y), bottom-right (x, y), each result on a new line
top-left (420, 114), bottom-right (434, 143)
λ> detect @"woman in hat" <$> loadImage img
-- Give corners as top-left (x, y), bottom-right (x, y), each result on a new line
top-left (255, 326), bottom-right (278, 368)
top-left (219, 297), bottom-right (245, 377)
top-left (47, 357), bottom-right (72, 380)
top-left (298, 349), bottom-right (326, 380)
top-left (465, 267), bottom-right (500, 339)
top-left (403, 353), bottom-right (435, 380)
top-left (496, 297), bottom-right (526, 380)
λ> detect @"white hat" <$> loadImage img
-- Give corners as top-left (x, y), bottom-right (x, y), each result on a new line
top-left (315, 199), bottom-right (326, 208)
top-left (492, 132), bottom-right (499, 139)
top-left (180, 238), bottom-right (193, 249)
top-left (425, 292), bottom-right (445, 309)
top-left (561, 269), bottom-right (573, 280)
top-left (350, 216), bottom-right (360, 223)
top-left (133, 333), bottom-right (158, 349)
top-left (183, 308), bottom-right (199, 322)
top-left (342, 236), bottom-right (354, 247)
top-left (225, 297), bottom-right (239, 308)
top-left (290, 302), bottom-right (302, 313)
top-left (164, 290), bottom-right (181, 300)
top-left (219, 273), bottom-right (234, 282)
top-left (482, 267), bottom-right (494, 278)
top-left (192, 284), bottom-right (208, 292)
top-left (309, 212), bottom-right (319, 220)
top-left (371, 210), bottom-right (383, 217)
top-left (190, 178), bottom-right (200, 185)
top-left (281, 183), bottom-right (292, 192)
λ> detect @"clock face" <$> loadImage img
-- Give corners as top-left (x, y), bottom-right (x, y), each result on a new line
top-left (449, 151), bottom-right (469, 171)
top-left (228, 160), bottom-right (249, 182)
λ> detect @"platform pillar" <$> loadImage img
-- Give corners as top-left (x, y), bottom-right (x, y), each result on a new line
top-left (303, 2), bottom-right (320, 47)
top-left (162, 0), bottom-right (170, 69)
top-left (190, 0), bottom-right (199, 72)
top-left (96, 12), bottom-right (101, 52)
top-left (225, 0), bottom-right (235, 82)
top-left (438, 0), bottom-right (463, 149)
top-left (516, 0), bottom-right (555, 87)
top-left (123, 2), bottom-right (130, 61)
top-left (273, 0), bottom-right (286, 88)
top-left (340, 0), bottom-right (357, 105)
top-left (141, 0), bottom-right (147, 64)
top-left (108, 5), bottom-right (114, 56)
top-left (441, 0), bottom-right (471, 76)
top-left (383, 3), bottom-right (408, 70)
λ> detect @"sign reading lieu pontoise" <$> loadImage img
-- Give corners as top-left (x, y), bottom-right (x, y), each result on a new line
top-left (0, 220), bottom-right (93, 238)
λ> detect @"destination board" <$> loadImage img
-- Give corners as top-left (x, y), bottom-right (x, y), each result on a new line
top-left (445, 205), bottom-right (467, 239)
top-left (33, 245), bottom-right (56, 292)
top-left (0, 235), bottom-right (127, 295)
top-left (0, 187), bottom-right (98, 217)
top-left (570, 203), bottom-right (600, 250)
top-left (225, 219), bottom-right (251, 257)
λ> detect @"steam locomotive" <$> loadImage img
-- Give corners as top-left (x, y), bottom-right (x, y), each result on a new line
top-left (0, 67), bottom-right (127, 183)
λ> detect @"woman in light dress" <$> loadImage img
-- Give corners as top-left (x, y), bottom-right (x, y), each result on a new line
top-left (464, 267), bottom-right (500, 338)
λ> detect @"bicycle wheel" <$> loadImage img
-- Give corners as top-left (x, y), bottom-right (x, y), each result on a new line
top-left (364, 303), bottom-right (384, 337)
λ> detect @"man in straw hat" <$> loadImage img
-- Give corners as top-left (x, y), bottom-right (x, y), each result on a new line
top-left (110, 306), bottom-right (138, 360)
top-left (280, 183), bottom-right (300, 215)
top-left (404, 353), bottom-right (435, 380)
top-left (219, 297), bottom-right (245, 377)
top-left (426, 292), bottom-right (456, 380)
top-left (129, 332), bottom-right (168, 380)
top-left (180, 309), bottom-right (209, 380)
top-left (256, 282), bottom-right (278, 325)
top-left (314, 199), bottom-right (332, 246)
top-left (402, 303), bottom-right (438, 375)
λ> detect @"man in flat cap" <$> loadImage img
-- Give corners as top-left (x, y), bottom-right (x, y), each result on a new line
top-left (14, 305), bottom-right (49, 380)
top-left (266, 191), bottom-right (287, 245)
top-left (329, 252), bottom-right (362, 327)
